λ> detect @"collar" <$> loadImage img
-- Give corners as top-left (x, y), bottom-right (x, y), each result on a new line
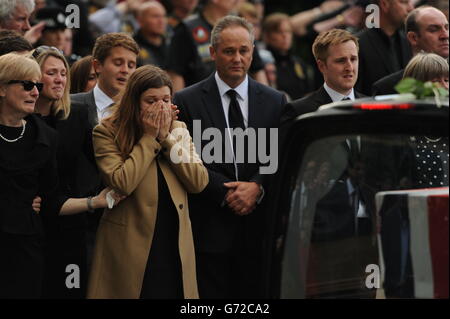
top-left (93, 84), bottom-right (114, 111)
top-left (323, 82), bottom-right (355, 102)
top-left (346, 178), bottom-right (356, 195)
top-left (215, 72), bottom-right (248, 100)
top-left (267, 46), bottom-right (291, 62)
top-left (134, 30), bottom-right (165, 49)
top-left (373, 27), bottom-right (401, 45)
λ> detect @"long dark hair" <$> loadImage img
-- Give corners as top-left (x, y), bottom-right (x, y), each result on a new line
top-left (104, 65), bottom-right (173, 155)
top-left (70, 55), bottom-right (95, 94)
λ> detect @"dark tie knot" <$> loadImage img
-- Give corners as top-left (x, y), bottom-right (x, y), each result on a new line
top-left (227, 89), bottom-right (238, 100)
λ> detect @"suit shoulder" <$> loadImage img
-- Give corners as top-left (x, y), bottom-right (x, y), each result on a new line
top-left (70, 91), bottom-right (91, 104)
top-left (288, 93), bottom-right (315, 109)
top-left (175, 78), bottom-right (208, 99)
top-left (256, 81), bottom-right (284, 98)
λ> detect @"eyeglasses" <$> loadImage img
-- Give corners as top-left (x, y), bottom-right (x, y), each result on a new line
top-left (7, 80), bottom-right (44, 92)
top-left (32, 45), bottom-right (64, 59)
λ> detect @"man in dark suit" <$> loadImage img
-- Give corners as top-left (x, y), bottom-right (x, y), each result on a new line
top-left (372, 6), bottom-right (449, 95)
top-left (70, 33), bottom-right (139, 274)
top-left (70, 33), bottom-right (140, 194)
top-left (355, 0), bottom-right (414, 95)
top-left (281, 29), bottom-right (364, 127)
top-left (174, 15), bottom-right (286, 299)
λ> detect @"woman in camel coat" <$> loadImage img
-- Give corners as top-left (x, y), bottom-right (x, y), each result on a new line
top-left (87, 65), bottom-right (208, 299)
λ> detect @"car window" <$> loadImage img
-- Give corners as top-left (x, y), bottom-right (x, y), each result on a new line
top-left (281, 134), bottom-right (449, 299)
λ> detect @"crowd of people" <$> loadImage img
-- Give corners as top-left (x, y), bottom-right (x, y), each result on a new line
top-left (0, 0), bottom-right (448, 299)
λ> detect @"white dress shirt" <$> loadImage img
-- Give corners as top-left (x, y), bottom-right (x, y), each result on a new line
top-left (324, 82), bottom-right (355, 102)
top-left (93, 84), bottom-right (114, 121)
top-left (214, 72), bottom-right (249, 181)
top-left (323, 83), bottom-right (361, 151)
top-left (215, 72), bottom-right (249, 128)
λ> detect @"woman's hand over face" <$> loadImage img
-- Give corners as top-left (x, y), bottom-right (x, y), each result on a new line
top-left (158, 103), bottom-right (173, 142)
top-left (141, 101), bottom-right (161, 138)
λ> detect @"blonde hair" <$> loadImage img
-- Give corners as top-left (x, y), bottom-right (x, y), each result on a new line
top-left (403, 52), bottom-right (449, 82)
top-left (33, 49), bottom-right (71, 120)
top-left (0, 53), bottom-right (41, 83)
top-left (312, 29), bottom-right (359, 62)
top-left (0, 53), bottom-right (41, 107)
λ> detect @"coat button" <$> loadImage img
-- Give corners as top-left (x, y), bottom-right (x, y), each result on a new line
top-left (179, 204), bottom-right (183, 209)
top-left (154, 149), bottom-right (159, 154)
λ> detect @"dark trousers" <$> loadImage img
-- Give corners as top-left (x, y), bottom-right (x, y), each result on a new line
top-left (196, 251), bottom-right (264, 299)
top-left (0, 231), bottom-right (44, 299)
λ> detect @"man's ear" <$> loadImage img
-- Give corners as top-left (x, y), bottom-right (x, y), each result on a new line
top-left (0, 85), bottom-right (6, 97)
top-left (317, 59), bottom-right (326, 74)
top-left (407, 31), bottom-right (418, 47)
top-left (92, 58), bottom-right (102, 76)
top-left (379, 0), bottom-right (389, 13)
top-left (209, 46), bottom-right (216, 61)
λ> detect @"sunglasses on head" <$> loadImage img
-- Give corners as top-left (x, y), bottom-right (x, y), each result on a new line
top-left (32, 45), bottom-right (64, 59)
top-left (8, 80), bottom-right (44, 92)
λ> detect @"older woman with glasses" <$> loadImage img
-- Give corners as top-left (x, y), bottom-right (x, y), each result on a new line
top-left (0, 53), bottom-right (58, 298)
top-left (32, 46), bottom-right (124, 299)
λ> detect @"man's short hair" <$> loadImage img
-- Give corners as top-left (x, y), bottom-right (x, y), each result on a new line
top-left (405, 5), bottom-right (440, 34)
top-left (0, 0), bottom-right (34, 24)
top-left (262, 13), bottom-right (290, 35)
top-left (0, 30), bottom-right (32, 55)
top-left (92, 32), bottom-right (140, 64)
top-left (312, 29), bottom-right (359, 62)
top-left (211, 15), bottom-right (255, 48)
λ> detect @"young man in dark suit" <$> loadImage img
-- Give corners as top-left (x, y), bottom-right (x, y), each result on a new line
top-left (70, 32), bottom-right (139, 202)
top-left (373, 6), bottom-right (449, 96)
top-left (281, 28), bottom-right (364, 126)
top-left (174, 15), bottom-right (286, 299)
top-left (70, 33), bottom-right (139, 276)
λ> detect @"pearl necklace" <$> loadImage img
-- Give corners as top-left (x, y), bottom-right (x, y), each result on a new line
top-left (0, 120), bottom-right (26, 143)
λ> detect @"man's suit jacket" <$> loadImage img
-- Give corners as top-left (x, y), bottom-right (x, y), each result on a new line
top-left (174, 74), bottom-right (286, 254)
top-left (356, 28), bottom-right (411, 95)
top-left (372, 69), bottom-right (404, 96)
top-left (70, 91), bottom-right (98, 129)
top-left (70, 91), bottom-right (103, 226)
top-left (280, 85), bottom-right (365, 124)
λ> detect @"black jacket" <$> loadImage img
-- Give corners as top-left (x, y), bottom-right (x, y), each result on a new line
top-left (356, 28), bottom-right (411, 95)
top-left (372, 69), bottom-right (404, 96)
top-left (174, 74), bottom-right (286, 254)
top-left (0, 114), bottom-right (59, 235)
top-left (39, 105), bottom-right (96, 230)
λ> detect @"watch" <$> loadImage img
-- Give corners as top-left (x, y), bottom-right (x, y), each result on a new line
top-left (87, 196), bottom-right (95, 213)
